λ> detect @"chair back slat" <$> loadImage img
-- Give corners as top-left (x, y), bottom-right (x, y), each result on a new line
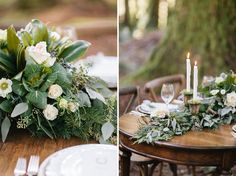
top-left (119, 86), bottom-right (140, 115)
top-left (144, 74), bottom-right (185, 101)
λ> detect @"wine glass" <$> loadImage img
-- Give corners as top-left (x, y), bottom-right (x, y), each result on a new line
top-left (161, 84), bottom-right (174, 109)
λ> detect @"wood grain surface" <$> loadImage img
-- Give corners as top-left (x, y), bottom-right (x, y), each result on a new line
top-left (0, 129), bottom-right (97, 175)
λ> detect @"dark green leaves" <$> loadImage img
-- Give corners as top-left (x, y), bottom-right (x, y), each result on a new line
top-left (26, 91), bottom-right (47, 109)
top-left (59, 40), bottom-right (90, 62)
top-left (12, 80), bottom-right (27, 96)
top-left (0, 100), bottom-right (13, 113)
top-left (53, 63), bottom-right (72, 88)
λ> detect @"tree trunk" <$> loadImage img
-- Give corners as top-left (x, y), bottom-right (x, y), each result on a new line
top-left (128, 0), bottom-right (236, 82)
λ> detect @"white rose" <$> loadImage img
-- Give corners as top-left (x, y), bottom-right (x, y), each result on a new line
top-left (43, 104), bottom-right (58, 120)
top-left (215, 76), bottom-right (224, 84)
top-left (210, 89), bottom-right (219, 96)
top-left (150, 108), bottom-right (169, 118)
top-left (48, 84), bottom-right (63, 99)
top-left (25, 42), bottom-right (56, 67)
top-left (220, 89), bottom-right (226, 95)
top-left (50, 32), bottom-right (61, 40)
top-left (59, 98), bottom-right (68, 109)
top-left (225, 91), bottom-right (236, 107)
top-left (0, 78), bottom-right (12, 98)
top-left (68, 102), bottom-right (78, 112)
top-left (0, 29), bottom-right (7, 41)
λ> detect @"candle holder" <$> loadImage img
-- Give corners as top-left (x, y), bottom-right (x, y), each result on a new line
top-left (183, 90), bottom-right (193, 106)
top-left (188, 99), bottom-right (201, 115)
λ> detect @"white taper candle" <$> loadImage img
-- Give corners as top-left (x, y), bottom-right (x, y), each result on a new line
top-left (186, 52), bottom-right (191, 92)
top-left (193, 61), bottom-right (198, 99)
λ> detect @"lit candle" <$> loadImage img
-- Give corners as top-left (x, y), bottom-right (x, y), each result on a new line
top-left (193, 61), bottom-right (198, 99)
top-left (186, 52), bottom-right (191, 92)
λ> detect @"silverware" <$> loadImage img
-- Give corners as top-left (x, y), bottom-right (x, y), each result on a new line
top-left (14, 157), bottom-right (27, 176)
top-left (27, 155), bottom-right (40, 176)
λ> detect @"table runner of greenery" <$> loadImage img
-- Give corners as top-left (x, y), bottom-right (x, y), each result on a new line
top-left (134, 71), bottom-right (236, 144)
top-left (0, 19), bottom-right (116, 143)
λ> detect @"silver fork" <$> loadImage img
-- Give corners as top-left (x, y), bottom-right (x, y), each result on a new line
top-left (14, 157), bottom-right (27, 176)
top-left (27, 155), bottom-right (40, 176)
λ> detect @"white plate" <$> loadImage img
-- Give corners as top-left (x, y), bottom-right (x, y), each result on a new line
top-left (38, 144), bottom-right (117, 176)
top-left (232, 125), bottom-right (236, 133)
top-left (136, 102), bottom-right (179, 115)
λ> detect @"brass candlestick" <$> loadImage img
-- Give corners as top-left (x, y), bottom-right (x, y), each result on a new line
top-left (188, 99), bottom-right (201, 115)
top-left (183, 90), bottom-right (193, 106)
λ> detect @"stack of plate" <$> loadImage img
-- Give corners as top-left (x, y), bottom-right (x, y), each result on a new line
top-left (38, 144), bottom-right (117, 176)
top-left (232, 125), bottom-right (236, 138)
top-left (136, 100), bottom-right (179, 115)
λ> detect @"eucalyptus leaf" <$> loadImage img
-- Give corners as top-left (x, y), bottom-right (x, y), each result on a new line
top-left (77, 91), bottom-right (91, 107)
top-left (11, 103), bottom-right (28, 117)
top-left (101, 122), bottom-right (115, 140)
top-left (1, 117), bottom-right (11, 142)
top-left (85, 87), bottom-right (106, 104)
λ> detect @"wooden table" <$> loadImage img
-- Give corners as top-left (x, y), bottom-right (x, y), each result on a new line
top-left (0, 129), bottom-right (96, 175)
top-left (119, 114), bottom-right (236, 175)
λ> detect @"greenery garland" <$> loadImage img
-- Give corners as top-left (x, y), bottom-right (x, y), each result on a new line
top-left (0, 19), bottom-right (117, 143)
top-left (134, 71), bottom-right (236, 144)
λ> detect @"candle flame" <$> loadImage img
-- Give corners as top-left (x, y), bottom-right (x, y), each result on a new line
top-left (187, 52), bottom-right (190, 59)
top-left (195, 61), bottom-right (197, 66)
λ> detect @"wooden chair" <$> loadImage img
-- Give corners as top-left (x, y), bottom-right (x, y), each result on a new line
top-left (144, 74), bottom-right (185, 101)
top-left (145, 74), bottom-right (196, 176)
top-left (119, 86), bottom-right (160, 176)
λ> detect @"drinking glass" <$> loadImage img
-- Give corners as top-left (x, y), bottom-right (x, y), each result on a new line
top-left (161, 84), bottom-right (174, 109)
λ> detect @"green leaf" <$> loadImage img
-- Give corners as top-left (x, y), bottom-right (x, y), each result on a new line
top-left (0, 50), bottom-right (15, 73)
top-left (36, 114), bottom-right (53, 139)
top-left (59, 40), bottom-right (90, 62)
top-left (53, 63), bottom-right (72, 88)
top-left (86, 87), bottom-right (106, 104)
top-left (21, 31), bottom-right (33, 47)
top-left (31, 19), bottom-right (48, 43)
top-left (26, 91), bottom-right (47, 109)
top-left (12, 80), bottom-right (28, 96)
top-left (16, 44), bottom-right (26, 71)
top-left (40, 72), bottom-right (57, 91)
top-left (1, 117), bottom-right (11, 142)
top-left (7, 26), bottom-right (20, 56)
top-left (101, 122), bottom-right (115, 140)
top-left (11, 103), bottom-right (28, 117)
top-left (0, 100), bottom-right (13, 113)
top-left (77, 91), bottom-right (91, 107)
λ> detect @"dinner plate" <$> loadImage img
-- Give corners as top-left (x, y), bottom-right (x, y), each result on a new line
top-left (38, 144), bottom-right (117, 176)
top-left (136, 102), bottom-right (179, 115)
top-left (232, 124), bottom-right (236, 133)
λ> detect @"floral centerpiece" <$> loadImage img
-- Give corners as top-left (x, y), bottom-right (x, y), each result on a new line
top-left (134, 71), bottom-right (236, 144)
top-left (0, 19), bottom-right (116, 143)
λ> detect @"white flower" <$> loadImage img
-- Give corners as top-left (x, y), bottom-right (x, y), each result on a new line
top-left (0, 78), bottom-right (12, 98)
top-left (215, 76), bottom-right (224, 84)
top-left (50, 32), bottom-right (61, 40)
top-left (220, 89), bottom-right (226, 95)
top-left (25, 42), bottom-right (56, 67)
top-left (0, 29), bottom-right (7, 41)
top-left (43, 104), bottom-right (58, 120)
top-left (150, 107), bottom-right (169, 118)
top-left (68, 102), bottom-right (78, 112)
top-left (210, 89), bottom-right (219, 96)
top-left (225, 91), bottom-right (236, 108)
top-left (59, 98), bottom-right (68, 109)
top-left (48, 84), bottom-right (63, 99)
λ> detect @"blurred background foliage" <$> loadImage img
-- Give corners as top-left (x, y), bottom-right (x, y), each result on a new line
top-left (119, 0), bottom-right (236, 85)
top-left (0, 0), bottom-right (117, 56)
